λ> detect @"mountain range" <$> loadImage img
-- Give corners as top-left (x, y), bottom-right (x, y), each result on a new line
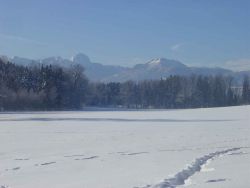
top-left (1, 53), bottom-right (250, 83)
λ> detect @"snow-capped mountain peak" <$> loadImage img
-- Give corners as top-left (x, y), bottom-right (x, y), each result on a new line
top-left (148, 58), bottom-right (162, 65)
top-left (147, 58), bottom-right (187, 68)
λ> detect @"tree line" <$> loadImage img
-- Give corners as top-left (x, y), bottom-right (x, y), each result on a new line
top-left (0, 59), bottom-right (88, 110)
top-left (0, 59), bottom-right (249, 111)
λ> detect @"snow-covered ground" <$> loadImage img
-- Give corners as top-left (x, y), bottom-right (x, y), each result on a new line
top-left (0, 106), bottom-right (249, 188)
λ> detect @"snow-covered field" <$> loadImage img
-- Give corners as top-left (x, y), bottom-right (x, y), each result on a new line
top-left (0, 106), bottom-right (249, 188)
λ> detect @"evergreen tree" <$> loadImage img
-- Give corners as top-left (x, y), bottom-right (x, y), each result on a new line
top-left (242, 76), bottom-right (250, 104)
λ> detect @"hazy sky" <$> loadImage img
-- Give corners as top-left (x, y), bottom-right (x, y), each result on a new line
top-left (0, 0), bottom-right (249, 68)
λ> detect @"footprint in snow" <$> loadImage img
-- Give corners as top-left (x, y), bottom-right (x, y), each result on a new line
top-left (14, 158), bottom-right (29, 161)
top-left (121, 152), bottom-right (149, 156)
top-left (12, 167), bottom-right (21, 170)
top-left (64, 154), bottom-right (85, 158)
top-left (40, 162), bottom-right (56, 166)
top-left (206, 178), bottom-right (227, 183)
top-left (75, 156), bottom-right (99, 160)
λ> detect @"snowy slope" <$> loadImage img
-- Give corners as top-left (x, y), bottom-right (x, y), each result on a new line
top-left (0, 106), bottom-right (249, 188)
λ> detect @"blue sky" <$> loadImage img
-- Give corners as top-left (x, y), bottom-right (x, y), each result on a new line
top-left (0, 0), bottom-right (249, 68)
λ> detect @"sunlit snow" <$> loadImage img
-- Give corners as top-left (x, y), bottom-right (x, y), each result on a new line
top-left (0, 106), bottom-right (249, 188)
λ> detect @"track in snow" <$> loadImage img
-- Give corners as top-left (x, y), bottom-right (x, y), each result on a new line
top-left (140, 147), bottom-right (241, 188)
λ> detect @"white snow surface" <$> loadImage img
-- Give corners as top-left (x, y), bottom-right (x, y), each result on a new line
top-left (0, 105), bottom-right (249, 188)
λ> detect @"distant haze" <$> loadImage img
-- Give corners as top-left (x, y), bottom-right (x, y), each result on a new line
top-left (1, 53), bottom-right (250, 84)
